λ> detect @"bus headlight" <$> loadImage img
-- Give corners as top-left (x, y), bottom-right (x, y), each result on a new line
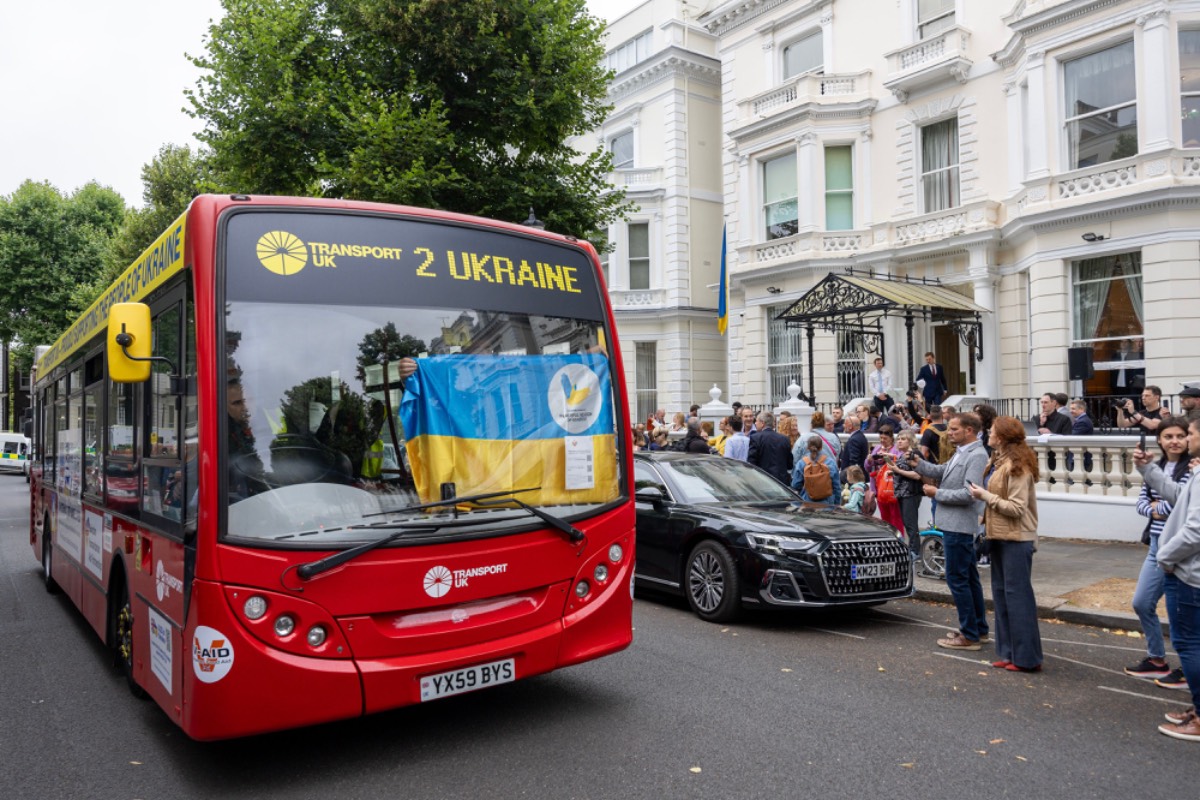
top-left (594, 564), bottom-right (609, 583)
top-left (574, 580), bottom-right (591, 598)
top-left (243, 596), bottom-right (268, 620)
top-left (608, 543), bottom-right (624, 563)
top-left (274, 615), bottom-right (296, 637)
top-left (306, 626), bottom-right (327, 647)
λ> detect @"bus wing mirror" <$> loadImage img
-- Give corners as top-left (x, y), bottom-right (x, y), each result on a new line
top-left (108, 303), bottom-right (152, 383)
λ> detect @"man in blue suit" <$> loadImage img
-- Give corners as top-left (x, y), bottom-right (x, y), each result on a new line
top-left (1068, 399), bottom-right (1094, 435)
top-left (916, 351), bottom-right (948, 407)
top-left (748, 411), bottom-right (793, 485)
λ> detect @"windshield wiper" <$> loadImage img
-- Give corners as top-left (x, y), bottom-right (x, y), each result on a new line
top-left (467, 496), bottom-right (585, 544)
top-left (294, 487), bottom-right (582, 580)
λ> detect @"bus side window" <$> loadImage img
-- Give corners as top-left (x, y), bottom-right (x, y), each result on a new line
top-left (106, 381), bottom-right (139, 518)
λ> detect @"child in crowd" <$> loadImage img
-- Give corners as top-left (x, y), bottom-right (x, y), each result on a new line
top-left (844, 465), bottom-right (868, 512)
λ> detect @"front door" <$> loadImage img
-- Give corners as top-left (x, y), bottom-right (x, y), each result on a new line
top-left (933, 326), bottom-right (961, 396)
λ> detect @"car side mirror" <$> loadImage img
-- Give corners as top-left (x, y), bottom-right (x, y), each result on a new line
top-left (635, 486), bottom-right (665, 506)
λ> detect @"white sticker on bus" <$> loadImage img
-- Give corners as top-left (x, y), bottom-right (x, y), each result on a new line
top-left (192, 626), bottom-right (234, 684)
top-left (84, 510), bottom-right (104, 579)
top-left (148, 608), bottom-right (173, 694)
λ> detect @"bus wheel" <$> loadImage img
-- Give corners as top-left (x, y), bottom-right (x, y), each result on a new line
top-left (113, 578), bottom-right (148, 699)
top-left (42, 532), bottom-right (58, 594)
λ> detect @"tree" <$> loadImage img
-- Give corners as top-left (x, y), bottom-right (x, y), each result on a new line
top-left (356, 323), bottom-right (425, 475)
top-left (0, 181), bottom-right (126, 369)
top-left (186, 0), bottom-right (630, 241)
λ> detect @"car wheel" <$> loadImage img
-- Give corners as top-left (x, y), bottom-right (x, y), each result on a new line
top-left (685, 541), bottom-right (741, 622)
top-left (113, 577), bottom-right (149, 699)
top-left (42, 530), bottom-right (58, 594)
top-left (920, 534), bottom-right (945, 578)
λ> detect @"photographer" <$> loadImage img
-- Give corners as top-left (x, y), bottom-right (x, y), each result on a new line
top-left (1118, 386), bottom-right (1167, 432)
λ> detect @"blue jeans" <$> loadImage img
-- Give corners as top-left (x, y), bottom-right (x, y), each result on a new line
top-left (943, 530), bottom-right (988, 642)
top-left (1131, 534), bottom-right (1167, 660)
top-left (991, 540), bottom-right (1042, 669)
top-left (1164, 575), bottom-right (1200, 711)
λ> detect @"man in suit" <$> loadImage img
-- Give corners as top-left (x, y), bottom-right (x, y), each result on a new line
top-left (1068, 399), bottom-right (1094, 435)
top-left (916, 351), bottom-right (949, 407)
top-left (838, 414), bottom-right (869, 481)
top-left (748, 411), bottom-right (793, 485)
top-left (910, 412), bottom-right (990, 650)
top-left (1031, 393), bottom-right (1072, 435)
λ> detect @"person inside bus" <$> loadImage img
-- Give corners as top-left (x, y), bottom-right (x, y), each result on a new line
top-left (227, 380), bottom-right (267, 499)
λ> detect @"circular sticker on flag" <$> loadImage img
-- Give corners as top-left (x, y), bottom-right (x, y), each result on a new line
top-left (548, 364), bottom-right (603, 434)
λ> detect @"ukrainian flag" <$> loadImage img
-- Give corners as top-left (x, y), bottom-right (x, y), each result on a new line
top-left (399, 354), bottom-right (618, 506)
top-left (717, 223), bottom-right (728, 335)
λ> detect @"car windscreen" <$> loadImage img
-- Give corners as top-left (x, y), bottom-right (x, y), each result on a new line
top-left (657, 458), bottom-right (797, 504)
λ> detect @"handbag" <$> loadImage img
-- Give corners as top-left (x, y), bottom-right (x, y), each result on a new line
top-left (1141, 518), bottom-right (1153, 546)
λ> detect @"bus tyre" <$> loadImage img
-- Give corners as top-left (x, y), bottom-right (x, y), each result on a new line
top-left (114, 579), bottom-right (149, 699)
top-left (42, 532), bottom-right (58, 594)
top-left (685, 540), bottom-right (742, 623)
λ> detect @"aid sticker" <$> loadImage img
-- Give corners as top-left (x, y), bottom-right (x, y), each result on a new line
top-left (192, 625), bottom-right (234, 683)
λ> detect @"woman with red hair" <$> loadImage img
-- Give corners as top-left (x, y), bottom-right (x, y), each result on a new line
top-left (968, 416), bottom-right (1042, 672)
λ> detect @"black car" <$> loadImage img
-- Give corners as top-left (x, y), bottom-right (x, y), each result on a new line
top-left (633, 452), bottom-right (913, 622)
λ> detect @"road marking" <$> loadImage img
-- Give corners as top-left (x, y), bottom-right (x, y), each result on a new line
top-left (1097, 685), bottom-right (1181, 705)
top-left (812, 627), bottom-right (866, 640)
top-left (1040, 635), bottom-right (1172, 655)
top-left (872, 608), bottom-right (946, 629)
top-left (932, 651), bottom-right (992, 666)
top-left (1043, 652), bottom-right (1125, 676)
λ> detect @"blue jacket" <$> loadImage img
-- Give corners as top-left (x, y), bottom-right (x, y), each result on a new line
top-left (792, 451), bottom-right (842, 506)
top-left (1071, 413), bottom-right (1094, 435)
top-left (748, 427), bottom-right (793, 485)
top-left (916, 363), bottom-right (948, 404)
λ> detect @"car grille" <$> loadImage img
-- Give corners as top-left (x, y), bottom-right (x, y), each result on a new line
top-left (820, 538), bottom-right (911, 596)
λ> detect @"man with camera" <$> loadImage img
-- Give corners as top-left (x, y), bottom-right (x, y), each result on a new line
top-left (1117, 385), bottom-right (1167, 433)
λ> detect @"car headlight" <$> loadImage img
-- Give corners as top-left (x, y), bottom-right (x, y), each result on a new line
top-left (745, 532), bottom-right (821, 555)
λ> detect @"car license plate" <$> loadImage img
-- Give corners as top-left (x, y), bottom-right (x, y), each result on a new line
top-left (851, 562), bottom-right (895, 580)
top-left (420, 658), bottom-right (515, 702)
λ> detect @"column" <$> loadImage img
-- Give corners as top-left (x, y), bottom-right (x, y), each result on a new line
top-left (1004, 82), bottom-right (1023, 195)
top-left (968, 244), bottom-right (1000, 398)
top-left (797, 132), bottom-right (818, 233)
top-left (1138, 10), bottom-right (1173, 152)
top-left (1024, 52), bottom-right (1049, 180)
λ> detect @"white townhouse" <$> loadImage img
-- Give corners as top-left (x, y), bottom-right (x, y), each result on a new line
top-left (593, 0), bottom-right (1200, 417)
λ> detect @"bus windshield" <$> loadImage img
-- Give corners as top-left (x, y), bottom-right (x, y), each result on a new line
top-left (221, 210), bottom-right (623, 544)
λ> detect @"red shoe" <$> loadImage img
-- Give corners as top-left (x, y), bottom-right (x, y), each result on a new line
top-left (1005, 663), bottom-right (1042, 673)
top-left (991, 660), bottom-right (1012, 669)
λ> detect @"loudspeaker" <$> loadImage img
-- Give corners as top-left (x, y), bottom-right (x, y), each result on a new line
top-left (1067, 347), bottom-right (1094, 380)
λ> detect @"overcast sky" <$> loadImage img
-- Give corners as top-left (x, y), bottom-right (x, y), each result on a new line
top-left (0, 0), bottom-right (642, 208)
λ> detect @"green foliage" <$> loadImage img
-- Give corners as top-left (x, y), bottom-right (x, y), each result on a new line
top-left (187, 0), bottom-right (630, 240)
top-left (0, 181), bottom-right (126, 369)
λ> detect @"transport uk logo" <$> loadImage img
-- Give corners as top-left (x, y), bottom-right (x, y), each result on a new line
top-left (155, 559), bottom-right (183, 602)
top-left (423, 563), bottom-right (508, 598)
top-left (256, 231), bottom-right (308, 276)
top-left (424, 565), bottom-right (453, 598)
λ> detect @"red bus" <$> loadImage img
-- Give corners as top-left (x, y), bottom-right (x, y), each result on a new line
top-left (29, 195), bottom-right (634, 740)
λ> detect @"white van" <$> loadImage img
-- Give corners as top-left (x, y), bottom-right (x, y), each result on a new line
top-left (0, 432), bottom-right (31, 477)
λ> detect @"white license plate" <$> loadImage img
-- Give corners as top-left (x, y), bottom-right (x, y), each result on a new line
top-left (420, 658), bottom-right (515, 702)
top-left (851, 562), bottom-right (896, 580)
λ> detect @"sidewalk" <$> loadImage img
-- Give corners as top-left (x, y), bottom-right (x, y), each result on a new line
top-left (912, 538), bottom-right (1164, 632)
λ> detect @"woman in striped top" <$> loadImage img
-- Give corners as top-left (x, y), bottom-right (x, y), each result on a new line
top-left (1126, 417), bottom-right (1195, 681)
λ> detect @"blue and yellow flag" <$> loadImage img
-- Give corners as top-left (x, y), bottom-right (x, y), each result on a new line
top-left (398, 354), bottom-right (618, 506)
top-left (717, 223), bottom-right (728, 335)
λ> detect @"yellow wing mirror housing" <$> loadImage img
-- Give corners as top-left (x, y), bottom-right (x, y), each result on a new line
top-left (107, 303), bottom-right (152, 383)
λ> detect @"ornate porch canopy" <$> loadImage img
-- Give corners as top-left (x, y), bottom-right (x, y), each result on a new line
top-left (775, 270), bottom-right (989, 402)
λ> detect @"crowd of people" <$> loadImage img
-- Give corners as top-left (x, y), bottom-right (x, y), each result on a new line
top-left (631, 358), bottom-right (1200, 742)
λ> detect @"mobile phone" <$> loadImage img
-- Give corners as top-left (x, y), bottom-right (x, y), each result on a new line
top-left (1139, 431), bottom-right (1147, 451)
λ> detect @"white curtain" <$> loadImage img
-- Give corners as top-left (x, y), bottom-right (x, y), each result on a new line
top-left (1122, 252), bottom-right (1144, 329)
top-left (1072, 257), bottom-right (1112, 341)
top-left (921, 119), bottom-right (959, 212)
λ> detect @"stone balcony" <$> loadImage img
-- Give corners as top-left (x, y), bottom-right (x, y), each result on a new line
top-left (882, 27), bottom-right (973, 102)
top-left (738, 71), bottom-right (872, 121)
top-left (1015, 150), bottom-right (1200, 214)
top-left (609, 289), bottom-right (666, 310)
top-left (749, 229), bottom-right (871, 263)
top-left (611, 167), bottom-right (664, 194)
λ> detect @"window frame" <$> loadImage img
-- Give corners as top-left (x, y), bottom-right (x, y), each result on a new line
top-left (918, 117), bottom-right (960, 214)
top-left (824, 144), bottom-right (854, 231)
top-left (627, 221), bottom-right (651, 291)
top-left (1061, 39), bottom-right (1138, 171)
top-left (916, 0), bottom-right (955, 40)
top-left (1180, 29), bottom-right (1200, 147)
top-left (782, 30), bottom-right (823, 80)
top-left (610, 130), bottom-right (635, 170)
top-left (762, 151), bottom-right (799, 241)
top-left (766, 304), bottom-right (805, 403)
top-left (634, 341), bottom-right (658, 425)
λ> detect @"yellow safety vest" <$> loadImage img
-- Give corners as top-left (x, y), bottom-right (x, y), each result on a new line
top-left (362, 438), bottom-right (384, 479)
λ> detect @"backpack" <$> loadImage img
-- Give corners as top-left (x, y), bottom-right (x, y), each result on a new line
top-left (875, 466), bottom-right (896, 504)
top-left (932, 425), bottom-right (955, 464)
top-left (802, 455), bottom-right (833, 501)
top-left (862, 486), bottom-right (877, 516)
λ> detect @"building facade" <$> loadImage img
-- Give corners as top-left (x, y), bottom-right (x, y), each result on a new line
top-left (593, 0), bottom-right (1200, 416)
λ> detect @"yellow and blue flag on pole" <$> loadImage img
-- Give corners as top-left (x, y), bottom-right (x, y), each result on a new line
top-left (399, 354), bottom-right (619, 505)
top-left (717, 224), bottom-right (728, 335)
